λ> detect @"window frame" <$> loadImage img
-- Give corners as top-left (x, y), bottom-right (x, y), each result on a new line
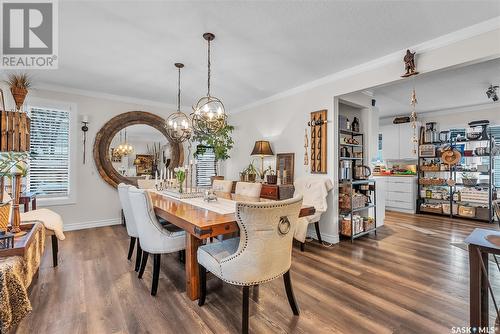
top-left (195, 145), bottom-right (216, 187)
top-left (26, 97), bottom-right (77, 206)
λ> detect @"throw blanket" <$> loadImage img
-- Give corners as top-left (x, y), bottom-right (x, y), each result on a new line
top-left (293, 176), bottom-right (334, 243)
top-left (0, 224), bottom-right (45, 333)
top-left (21, 209), bottom-right (65, 240)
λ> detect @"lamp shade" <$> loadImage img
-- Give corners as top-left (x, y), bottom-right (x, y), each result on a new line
top-left (251, 141), bottom-right (274, 156)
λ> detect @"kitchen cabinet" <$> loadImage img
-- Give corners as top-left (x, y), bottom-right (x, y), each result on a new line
top-left (383, 176), bottom-right (417, 213)
top-left (380, 123), bottom-right (418, 160)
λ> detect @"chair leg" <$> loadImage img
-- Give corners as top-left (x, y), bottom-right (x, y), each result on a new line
top-left (314, 221), bottom-right (322, 243)
top-left (151, 254), bottom-right (161, 296)
top-left (51, 235), bottom-right (58, 267)
top-left (138, 251), bottom-right (149, 279)
top-left (127, 237), bottom-right (136, 260)
top-left (300, 242), bottom-right (305, 252)
top-left (135, 240), bottom-right (142, 272)
top-left (283, 270), bottom-right (300, 315)
top-left (242, 286), bottom-right (250, 334)
top-left (198, 264), bottom-right (207, 306)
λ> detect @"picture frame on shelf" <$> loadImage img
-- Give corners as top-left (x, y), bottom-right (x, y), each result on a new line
top-left (276, 153), bottom-right (294, 185)
top-left (135, 154), bottom-right (153, 176)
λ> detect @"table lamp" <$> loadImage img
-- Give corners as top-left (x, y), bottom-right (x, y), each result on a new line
top-left (251, 140), bottom-right (274, 181)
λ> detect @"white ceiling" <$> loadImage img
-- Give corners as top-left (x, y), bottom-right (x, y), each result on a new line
top-left (12, 1), bottom-right (500, 111)
top-left (373, 57), bottom-right (500, 118)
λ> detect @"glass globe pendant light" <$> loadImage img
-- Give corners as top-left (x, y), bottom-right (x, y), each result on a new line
top-left (191, 33), bottom-right (227, 135)
top-left (166, 63), bottom-right (192, 142)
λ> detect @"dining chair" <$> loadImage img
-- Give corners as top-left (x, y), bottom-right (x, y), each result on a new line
top-left (212, 179), bottom-right (233, 193)
top-left (118, 183), bottom-right (143, 272)
top-left (234, 181), bottom-right (262, 198)
top-left (137, 179), bottom-right (157, 189)
top-left (293, 176), bottom-right (333, 251)
top-left (197, 196), bottom-right (303, 334)
top-left (128, 186), bottom-right (186, 296)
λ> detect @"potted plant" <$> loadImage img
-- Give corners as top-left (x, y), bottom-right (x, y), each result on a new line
top-left (239, 169), bottom-right (247, 182)
top-left (0, 152), bottom-right (29, 233)
top-left (5, 73), bottom-right (31, 111)
top-left (461, 172), bottom-right (478, 187)
top-left (245, 162), bottom-right (257, 182)
top-left (193, 124), bottom-right (234, 175)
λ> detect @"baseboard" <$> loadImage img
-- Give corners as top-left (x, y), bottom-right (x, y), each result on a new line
top-left (63, 218), bottom-right (122, 232)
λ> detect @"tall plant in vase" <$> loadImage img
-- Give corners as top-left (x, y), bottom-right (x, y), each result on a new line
top-left (0, 152), bottom-right (29, 234)
top-left (193, 124), bottom-right (234, 175)
top-left (5, 73), bottom-right (31, 111)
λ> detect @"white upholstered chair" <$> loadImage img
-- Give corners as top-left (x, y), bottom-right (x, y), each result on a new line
top-left (137, 179), bottom-right (157, 189)
top-left (212, 179), bottom-right (233, 193)
top-left (118, 183), bottom-right (143, 272)
top-left (128, 186), bottom-right (186, 296)
top-left (293, 176), bottom-right (333, 251)
top-left (197, 196), bottom-right (303, 333)
top-left (234, 182), bottom-right (262, 198)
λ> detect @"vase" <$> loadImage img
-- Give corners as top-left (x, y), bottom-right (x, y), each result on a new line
top-left (10, 87), bottom-right (28, 111)
top-left (179, 183), bottom-right (183, 193)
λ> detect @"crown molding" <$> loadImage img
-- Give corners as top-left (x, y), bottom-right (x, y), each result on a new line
top-left (32, 82), bottom-right (191, 111)
top-left (231, 16), bottom-right (500, 114)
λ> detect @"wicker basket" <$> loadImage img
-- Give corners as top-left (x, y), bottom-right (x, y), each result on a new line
top-left (420, 204), bottom-right (443, 214)
top-left (363, 218), bottom-right (375, 231)
top-left (462, 178), bottom-right (478, 187)
top-left (442, 203), bottom-right (458, 215)
top-left (0, 202), bottom-right (11, 233)
top-left (420, 165), bottom-right (440, 172)
top-left (419, 178), bottom-right (446, 186)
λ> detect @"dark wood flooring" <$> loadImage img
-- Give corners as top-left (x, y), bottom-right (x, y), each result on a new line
top-left (15, 211), bottom-right (500, 334)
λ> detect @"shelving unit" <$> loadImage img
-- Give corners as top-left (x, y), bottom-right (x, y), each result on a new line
top-left (417, 136), bottom-right (496, 223)
top-left (338, 129), bottom-right (378, 241)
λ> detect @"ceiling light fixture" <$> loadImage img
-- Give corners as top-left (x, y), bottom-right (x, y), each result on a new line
top-left (166, 63), bottom-right (192, 142)
top-left (116, 129), bottom-right (133, 156)
top-left (486, 84), bottom-right (499, 102)
top-left (191, 33), bottom-right (227, 135)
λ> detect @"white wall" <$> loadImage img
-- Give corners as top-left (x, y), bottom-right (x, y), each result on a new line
top-left (225, 28), bottom-right (500, 243)
top-left (0, 83), bottom-right (185, 231)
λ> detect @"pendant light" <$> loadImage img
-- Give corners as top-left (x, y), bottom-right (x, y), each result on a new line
top-left (166, 63), bottom-right (192, 142)
top-left (191, 32), bottom-right (227, 135)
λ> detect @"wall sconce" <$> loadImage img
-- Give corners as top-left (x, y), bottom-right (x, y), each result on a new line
top-left (81, 115), bottom-right (89, 164)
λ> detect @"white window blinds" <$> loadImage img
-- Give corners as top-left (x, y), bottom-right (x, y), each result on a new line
top-left (28, 107), bottom-right (70, 198)
top-left (196, 146), bottom-right (216, 187)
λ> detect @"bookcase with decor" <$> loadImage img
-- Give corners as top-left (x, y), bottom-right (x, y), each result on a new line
top-left (338, 128), bottom-right (377, 241)
top-left (417, 123), bottom-right (498, 223)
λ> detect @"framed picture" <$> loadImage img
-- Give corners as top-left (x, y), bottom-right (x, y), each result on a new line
top-left (276, 153), bottom-right (295, 185)
top-left (135, 154), bottom-right (153, 176)
top-left (0, 89), bottom-right (5, 111)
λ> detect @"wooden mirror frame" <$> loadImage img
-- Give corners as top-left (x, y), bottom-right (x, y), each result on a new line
top-left (93, 111), bottom-right (184, 188)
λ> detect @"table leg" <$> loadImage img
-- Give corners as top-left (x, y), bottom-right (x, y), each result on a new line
top-left (23, 199), bottom-right (29, 212)
top-left (186, 233), bottom-right (203, 301)
top-left (469, 245), bottom-right (489, 329)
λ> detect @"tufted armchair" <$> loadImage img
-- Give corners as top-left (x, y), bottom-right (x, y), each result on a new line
top-left (212, 179), bottom-right (233, 193)
top-left (197, 196), bottom-right (303, 333)
top-left (293, 176), bottom-right (333, 251)
top-left (234, 181), bottom-right (262, 198)
top-left (128, 186), bottom-right (185, 296)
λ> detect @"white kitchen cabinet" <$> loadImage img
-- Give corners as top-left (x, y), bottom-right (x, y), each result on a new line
top-left (380, 123), bottom-right (418, 160)
top-left (384, 176), bottom-right (417, 213)
top-left (380, 125), bottom-right (399, 160)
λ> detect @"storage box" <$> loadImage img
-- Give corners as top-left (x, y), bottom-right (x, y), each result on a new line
top-left (420, 204), bottom-right (443, 214)
top-left (458, 205), bottom-right (476, 218)
top-left (419, 145), bottom-right (436, 157)
top-left (363, 218), bottom-right (375, 231)
top-left (475, 207), bottom-right (490, 221)
top-left (442, 203), bottom-right (458, 215)
top-left (460, 189), bottom-right (489, 204)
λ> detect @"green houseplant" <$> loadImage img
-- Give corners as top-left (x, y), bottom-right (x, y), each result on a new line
top-left (193, 124), bottom-right (234, 175)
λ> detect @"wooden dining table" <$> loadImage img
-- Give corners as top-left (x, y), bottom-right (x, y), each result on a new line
top-left (149, 191), bottom-right (315, 301)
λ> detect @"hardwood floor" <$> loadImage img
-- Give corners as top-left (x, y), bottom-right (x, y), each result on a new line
top-left (15, 211), bottom-right (500, 334)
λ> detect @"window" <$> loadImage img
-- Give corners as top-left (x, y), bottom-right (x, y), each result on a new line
top-left (28, 106), bottom-right (71, 199)
top-left (196, 146), bottom-right (216, 187)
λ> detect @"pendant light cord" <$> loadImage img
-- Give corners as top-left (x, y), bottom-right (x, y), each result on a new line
top-left (177, 66), bottom-right (181, 112)
top-left (207, 38), bottom-right (211, 97)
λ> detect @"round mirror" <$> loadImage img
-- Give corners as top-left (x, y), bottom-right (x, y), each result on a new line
top-left (93, 111), bottom-right (183, 188)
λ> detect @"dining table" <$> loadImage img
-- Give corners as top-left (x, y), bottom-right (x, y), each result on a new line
top-left (149, 190), bottom-right (316, 301)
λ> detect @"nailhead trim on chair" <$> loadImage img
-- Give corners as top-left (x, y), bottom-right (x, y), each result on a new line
top-left (215, 198), bottom-right (300, 286)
